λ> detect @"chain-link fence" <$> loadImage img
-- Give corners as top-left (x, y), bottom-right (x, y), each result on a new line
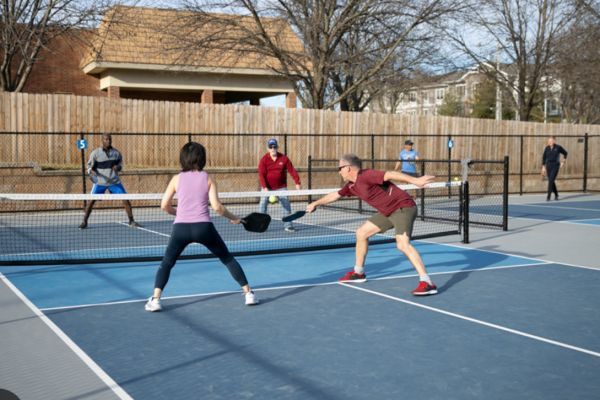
top-left (0, 132), bottom-right (597, 194)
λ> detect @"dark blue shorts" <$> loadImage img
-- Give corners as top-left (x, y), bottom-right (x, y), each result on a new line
top-left (91, 183), bottom-right (127, 194)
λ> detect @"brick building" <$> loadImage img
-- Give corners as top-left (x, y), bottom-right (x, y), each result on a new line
top-left (22, 6), bottom-right (301, 107)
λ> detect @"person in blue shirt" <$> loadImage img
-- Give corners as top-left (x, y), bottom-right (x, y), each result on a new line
top-left (395, 140), bottom-right (420, 176)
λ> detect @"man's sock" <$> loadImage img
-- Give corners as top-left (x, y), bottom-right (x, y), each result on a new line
top-left (419, 274), bottom-right (432, 285)
top-left (354, 265), bottom-right (365, 275)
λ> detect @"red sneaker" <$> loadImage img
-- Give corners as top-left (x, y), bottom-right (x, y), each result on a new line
top-left (338, 270), bottom-right (367, 283)
top-left (411, 281), bottom-right (438, 296)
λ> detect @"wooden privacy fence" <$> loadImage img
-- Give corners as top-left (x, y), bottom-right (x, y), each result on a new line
top-left (0, 92), bottom-right (599, 192)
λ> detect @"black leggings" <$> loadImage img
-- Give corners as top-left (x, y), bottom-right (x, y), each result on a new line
top-left (546, 163), bottom-right (560, 198)
top-left (154, 222), bottom-right (248, 290)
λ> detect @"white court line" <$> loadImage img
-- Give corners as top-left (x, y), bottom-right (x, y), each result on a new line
top-left (496, 213), bottom-right (600, 227)
top-left (117, 222), bottom-right (170, 238)
top-left (339, 282), bottom-right (600, 358)
top-left (39, 261), bottom-right (547, 311)
top-left (117, 220), bottom-right (358, 244)
top-left (0, 273), bottom-right (133, 400)
top-left (418, 239), bottom-right (600, 271)
top-left (567, 218), bottom-right (600, 223)
top-left (0, 244), bottom-right (167, 258)
top-left (514, 203), bottom-right (600, 212)
top-left (504, 214), bottom-right (579, 224)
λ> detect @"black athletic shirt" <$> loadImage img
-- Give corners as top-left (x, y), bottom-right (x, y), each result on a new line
top-left (542, 145), bottom-right (568, 166)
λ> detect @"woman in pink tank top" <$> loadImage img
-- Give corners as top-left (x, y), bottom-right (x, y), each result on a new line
top-left (145, 142), bottom-right (258, 311)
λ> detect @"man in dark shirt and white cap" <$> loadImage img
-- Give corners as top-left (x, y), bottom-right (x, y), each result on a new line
top-left (541, 136), bottom-right (568, 201)
top-left (79, 133), bottom-right (140, 229)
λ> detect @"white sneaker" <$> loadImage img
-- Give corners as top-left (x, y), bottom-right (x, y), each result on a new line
top-left (145, 296), bottom-right (162, 312)
top-left (284, 226), bottom-right (296, 233)
top-left (245, 291), bottom-right (259, 306)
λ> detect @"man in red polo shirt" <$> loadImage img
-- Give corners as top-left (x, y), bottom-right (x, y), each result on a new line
top-left (306, 153), bottom-right (438, 295)
top-left (258, 138), bottom-right (301, 232)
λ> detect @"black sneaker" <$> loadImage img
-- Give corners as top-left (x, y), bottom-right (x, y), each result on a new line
top-left (79, 221), bottom-right (88, 229)
top-left (129, 221), bottom-right (141, 228)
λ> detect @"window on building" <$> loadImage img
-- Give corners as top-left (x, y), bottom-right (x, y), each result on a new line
top-left (436, 88), bottom-right (445, 100)
top-left (409, 91), bottom-right (417, 102)
top-left (423, 91), bottom-right (429, 103)
top-left (456, 85), bottom-right (465, 98)
top-left (547, 99), bottom-right (560, 116)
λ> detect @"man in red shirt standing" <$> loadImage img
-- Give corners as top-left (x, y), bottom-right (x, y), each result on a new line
top-left (258, 138), bottom-right (301, 232)
top-left (306, 154), bottom-right (438, 295)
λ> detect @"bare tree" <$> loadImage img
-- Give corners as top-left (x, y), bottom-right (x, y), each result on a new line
top-left (443, 0), bottom-right (576, 121)
top-left (0, 0), bottom-right (120, 92)
top-left (574, 0), bottom-right (600, 19)
top-left (171, 0), bottom-right (458, 110)
top-left (552, 8), bottom-right (600, 123)
top-left (327, 2), bottom-right (452, 111)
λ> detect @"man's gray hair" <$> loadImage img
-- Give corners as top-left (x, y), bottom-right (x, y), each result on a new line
top-left (340, 154), bottom-right (362, 168)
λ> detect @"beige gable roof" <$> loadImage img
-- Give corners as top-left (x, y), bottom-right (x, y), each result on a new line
top-left (82, 6), bottom-right (305, 73)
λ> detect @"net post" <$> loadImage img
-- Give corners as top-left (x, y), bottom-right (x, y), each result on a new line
top-left (462, 181), bottom-right (470, 243)
top-left (503, 155), bottom-right (509, 231)
top-left (307, 155), bottom-right (313, 204)
top-left (447, 135), bottom-right (452, 198)
top-left (519, 135), bottom-right (524, 195)
top-left (420, 161), bottom-right (425, 221)
top-left (458, 178), bottom-right (464, 235)
top-left (583, 133), bottom-right (588, 193)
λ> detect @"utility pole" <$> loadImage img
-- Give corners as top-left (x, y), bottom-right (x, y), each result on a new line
top-left (495, 44), bottom-right (502, 121)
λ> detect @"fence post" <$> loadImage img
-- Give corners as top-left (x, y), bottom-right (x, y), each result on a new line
top-left (80, 133), bottom-right (87, 196)
top-left (187, 133), bottom-right (192, 143)
top-left (284, 133), bottom-right (288, 155)
top-left (519, 135), bottom-right (524, 195)
top-left (307, 155), bottom-right (312, 204)
top-left (370, 134), bottom-right (375, 168)
top-left (583, 133), bottom-right (589, 193)
top-left (503, 155), bottom-right (509, 231)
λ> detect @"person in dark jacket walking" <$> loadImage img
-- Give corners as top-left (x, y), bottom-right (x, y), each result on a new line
top-left (541, 136), bottom-right (568, 201)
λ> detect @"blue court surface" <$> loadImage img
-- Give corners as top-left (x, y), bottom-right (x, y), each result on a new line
top-left (470, 199), bottom-right (600, 224)
top-left (2, 241), bottom-right (600, 399)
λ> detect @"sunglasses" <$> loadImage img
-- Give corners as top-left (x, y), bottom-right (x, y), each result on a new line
top-left (268, 145), bottom-right (278, 149)
top-left (337, 165), bottom-right (351, 171)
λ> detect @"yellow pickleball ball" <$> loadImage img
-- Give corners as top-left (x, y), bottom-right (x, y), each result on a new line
top-left (268, 195), bottom-right (278, 204)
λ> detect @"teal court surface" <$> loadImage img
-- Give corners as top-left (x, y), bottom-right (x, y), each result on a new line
top-left (2, 230), bottom-right (600, 399)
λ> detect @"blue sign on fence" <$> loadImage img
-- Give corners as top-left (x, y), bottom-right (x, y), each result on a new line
top-left (447, 139), bottom-right (454, 149)
top-left (77, 139), bottom-right (87, 150)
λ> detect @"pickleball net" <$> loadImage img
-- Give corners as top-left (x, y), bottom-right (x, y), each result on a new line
top-left (0, 181), bottom-right (467, 265)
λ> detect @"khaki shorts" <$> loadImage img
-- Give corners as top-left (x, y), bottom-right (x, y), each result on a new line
top-left (368, 206), bottom-right (417, 238)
